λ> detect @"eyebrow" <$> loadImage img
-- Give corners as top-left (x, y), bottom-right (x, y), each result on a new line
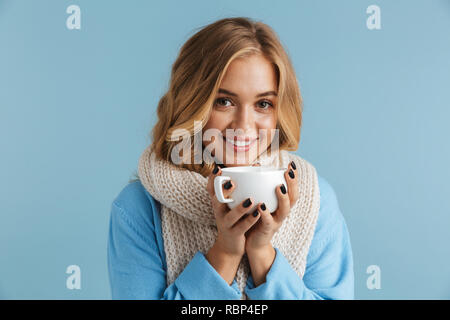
top-left (218, 88), bottom-right (277, 98)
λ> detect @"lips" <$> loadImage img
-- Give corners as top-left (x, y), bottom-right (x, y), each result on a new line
top-left (222, 134), bottom-right (257, 151)
top-left (225, 138), bottom-right (254, 147)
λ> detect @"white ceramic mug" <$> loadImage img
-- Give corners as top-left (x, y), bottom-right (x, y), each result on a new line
top-left (214, 166), bottom-right (288, 213)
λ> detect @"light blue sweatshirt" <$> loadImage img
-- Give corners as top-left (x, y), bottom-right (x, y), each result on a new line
top-left (107, 175), bottom-right (354, 300)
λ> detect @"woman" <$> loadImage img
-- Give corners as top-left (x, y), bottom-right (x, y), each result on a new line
top-left (107, 17), bottom-right (354, 300)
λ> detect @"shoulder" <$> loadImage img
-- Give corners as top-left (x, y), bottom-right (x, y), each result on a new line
top-left (111, 179), bottom-right (160, 230)
top-left (284, 152), bottom-right (346, 239)
top-left (317, 174), bottom-right (341, 219)
top-left (314, 174), bottom-right (347, 247)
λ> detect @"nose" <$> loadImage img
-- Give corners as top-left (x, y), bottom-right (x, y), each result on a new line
top-left (232, 105), bottom-right (255, 133)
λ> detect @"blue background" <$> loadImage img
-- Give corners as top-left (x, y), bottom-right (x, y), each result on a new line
top-left (1, 0), bottom-right (449, 299)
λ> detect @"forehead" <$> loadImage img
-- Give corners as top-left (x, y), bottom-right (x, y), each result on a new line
top-left (219, 55), bottom-right (278, 94)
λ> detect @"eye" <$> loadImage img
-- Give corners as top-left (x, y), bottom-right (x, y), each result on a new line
top-left (215, 97), bottom-right (233, 108)
top-left (258, 100), bottom-right (273, 110)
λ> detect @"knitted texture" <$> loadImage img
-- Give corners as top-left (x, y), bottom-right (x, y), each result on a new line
top-left (138, 145), bottom-right (320, 300)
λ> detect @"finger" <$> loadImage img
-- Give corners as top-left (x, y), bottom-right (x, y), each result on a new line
top-left (289, 160), bottom-right (297, 172)
top-left (223, 197), bottom-right (254, 228)
top-left (211, 179), bottom-right (236, 218)
top-left (233, 207), bottom-right (260, 235)
top-left (222, 179), bottom-right (236, 200)
top-left (273, 184), bottom-right (290, 223)
top-left (207, 165), bottom-right (230, 217)
top-left (285, 165), bottom-right (299, 208)
top-left (257, 202), bottom-right (274, 228)
top-left (206, 164), bottom-right (221, 197)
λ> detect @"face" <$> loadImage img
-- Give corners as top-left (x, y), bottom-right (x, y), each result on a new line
top-left (203, 54), bottom-right (278, 167)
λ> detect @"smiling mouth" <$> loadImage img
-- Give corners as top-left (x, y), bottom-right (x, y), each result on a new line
top-left (222, 135), bottom-right (258, 151)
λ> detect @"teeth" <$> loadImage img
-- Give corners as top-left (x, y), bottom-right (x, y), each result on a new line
top-left (226, 138), bottom-right (251, 147)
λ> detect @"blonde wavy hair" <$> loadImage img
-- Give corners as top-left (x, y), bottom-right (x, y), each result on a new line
top-left (132, 17), bottom-right (303, 181)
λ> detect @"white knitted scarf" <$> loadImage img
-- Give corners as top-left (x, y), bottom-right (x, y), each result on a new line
top-left (138, 145), bottom-right (320, 300)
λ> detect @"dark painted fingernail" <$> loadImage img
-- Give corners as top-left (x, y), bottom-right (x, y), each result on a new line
top-left (291, 161), bottom-right (296, 170)
top-left (289, 169), bottom-right (295, 179)
top-left (224, 181), bottom-right (232, 190)
top-left (243, 198), bottom-right (252, 208)
top-left (212, 165), bottom-right (219, 174)
top-left (280, 184), bottom-right (287, 194)
top-left (253, 210), bottom-right (259, 217)
top-left (261, 203), bottom-right (266, 211)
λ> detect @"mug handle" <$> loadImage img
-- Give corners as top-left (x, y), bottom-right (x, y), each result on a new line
top-left (214, 176), bottom-right (234, 203)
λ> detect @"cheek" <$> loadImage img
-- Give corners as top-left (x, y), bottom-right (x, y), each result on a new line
top-left (255, 110), bottom-right (277, 127)
top-left (255, 114), bottom-right (277, 140)
top-left (203, 112), bottom-right (230, 145)
top-left (204, 111), bottom-right (231, 131)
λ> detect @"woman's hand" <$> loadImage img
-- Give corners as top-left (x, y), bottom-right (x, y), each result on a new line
top-left (206, 165), bottom-right (261, 257)
top-left (205, 165), bottom-right (261, 284)
top-left (245, 160), bottom-right (300, 254)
